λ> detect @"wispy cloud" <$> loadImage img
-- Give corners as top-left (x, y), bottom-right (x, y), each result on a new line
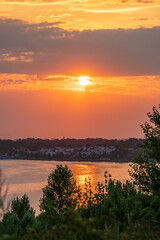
top-left (1, 0), bottom-right (159, 4)
top-left (0, 50), bottom-right (34, 62)
top-left (1, 73), bottom-right (160, 96)
top-left (77, 4), bottom-right (160, 13)
top-left (0, 0), bottom-right (159, 30)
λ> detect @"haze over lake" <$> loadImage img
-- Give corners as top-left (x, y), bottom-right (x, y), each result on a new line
top-left (1, 160), bottom-right (131, 215)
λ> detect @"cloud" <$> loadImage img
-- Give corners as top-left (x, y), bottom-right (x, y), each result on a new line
top-left (78, 4), bottom-right (160, 13)
top-left (0, 18), bottom-right (160, 76)
top-left (41, 75), bottom-right (72, 81)
top-left (0, 73), bottom-right (39, 89)
top-left (136, 0), bottom-right (155, 3)
top-left (133, 17), bottom-right (148, 20)
top-left (0, 0), bottom-right (159, 30)
top-left (2, 0), bottom-right (158, 3)
top-left (0, 73), bottom-right (160, 96)
top-left (0, 49), bottom-right (34, 62)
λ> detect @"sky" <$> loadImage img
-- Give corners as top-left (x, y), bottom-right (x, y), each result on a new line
top-left (0, 0), bottom-right (160, 139)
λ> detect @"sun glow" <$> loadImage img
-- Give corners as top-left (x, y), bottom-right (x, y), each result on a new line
top-left (78, 76), bottom-right (90, 86)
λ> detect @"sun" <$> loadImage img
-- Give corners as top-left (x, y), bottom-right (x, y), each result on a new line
top-left (78, 76), bottom-right (90, 86)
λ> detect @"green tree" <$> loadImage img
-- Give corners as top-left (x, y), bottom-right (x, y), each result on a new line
top-left (39, 165), bottom-right (80, 213)
top-left (0, 194), bottom-right (35, 237)
top-left (10, 194), bottom-right (35, 219)
top-left (130, 105), bottom-right (160, 194)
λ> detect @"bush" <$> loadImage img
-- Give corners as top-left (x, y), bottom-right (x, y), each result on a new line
top-left (0, 195), bottom-right (35, 238)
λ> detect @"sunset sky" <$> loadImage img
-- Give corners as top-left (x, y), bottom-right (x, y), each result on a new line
top-left (0, 0), bottom-right (160, 139)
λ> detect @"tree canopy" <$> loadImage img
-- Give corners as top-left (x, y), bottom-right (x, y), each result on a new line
top-left (130, 105), bottom-right (160, 194)
top-left (39, 165), bottom-right (80, 213)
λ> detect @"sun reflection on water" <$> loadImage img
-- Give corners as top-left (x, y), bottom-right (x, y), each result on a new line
top-left (71, 164), bottom-right (104, 191)
top-left (1, 160), bottom-right (131, 215)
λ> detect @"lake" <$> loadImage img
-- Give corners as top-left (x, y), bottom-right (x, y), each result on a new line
top-left (0, 160), bottom-right (131, 215)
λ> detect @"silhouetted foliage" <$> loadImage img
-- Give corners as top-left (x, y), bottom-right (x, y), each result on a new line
top-left (0, 194), bottom-right (35, 238)
top-left (39, 165), bottom-right (81, 213)
top-left (130, 105), bottom-right (160, 194)
top-left (0, 164), bottom-right (160, 240)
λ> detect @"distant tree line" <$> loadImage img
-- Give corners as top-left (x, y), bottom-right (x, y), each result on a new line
top-left (0, 138), bottom-right (143, 163)
top-left (0, 138), bottom-right (142, 154)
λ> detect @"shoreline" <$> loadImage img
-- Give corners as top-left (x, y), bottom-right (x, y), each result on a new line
top-left (0, 158), bottom-right (132, 163)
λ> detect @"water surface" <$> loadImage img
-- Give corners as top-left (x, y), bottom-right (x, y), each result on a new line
top-left (0, 160), bottom-right (131, 215)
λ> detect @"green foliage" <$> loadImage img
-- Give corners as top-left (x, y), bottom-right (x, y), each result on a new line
top-left (35, 207), bottom-right (61, 232)
top-left (11, 194), bottom-right (35, 219)
top-left (79, 172), bottom-right (138, 231)
top-left (130, 105), bottom-right (160, 194)
top-left (39, 165), bottom-right (81, 213)
top-left (120, 220), bottom-right (160, 240)
top-left (0, 195), bottom-right (35, 238)
top-left (26, 209), bottom-right (104, 240)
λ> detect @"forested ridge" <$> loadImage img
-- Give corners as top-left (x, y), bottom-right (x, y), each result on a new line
top-left (0, 138), bottom-right (142, 152)
top-left (0, 138), bottom-right (142, 162)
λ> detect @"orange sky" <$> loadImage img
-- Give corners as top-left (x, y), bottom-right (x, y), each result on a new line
top-left (0, 0), bottom-right (160, 139)
top-left (0, 0), bottom-right (160, 30)
top-left (0, 88), bottom-right (159, 139)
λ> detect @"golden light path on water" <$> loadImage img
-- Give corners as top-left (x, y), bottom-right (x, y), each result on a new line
top-left (0, 160), bottom-right (131, 215)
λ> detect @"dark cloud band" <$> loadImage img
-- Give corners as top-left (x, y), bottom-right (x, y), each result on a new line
top-left (0, 18), bottom-right (160, 76)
